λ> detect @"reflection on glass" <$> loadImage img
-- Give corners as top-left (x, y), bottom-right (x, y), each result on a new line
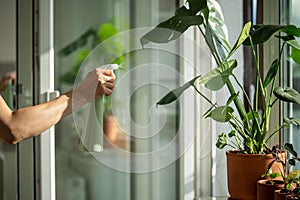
top-left (54, 0), bottom-right (179, 199)
top-left (290, 0), bottom-right (300, 168)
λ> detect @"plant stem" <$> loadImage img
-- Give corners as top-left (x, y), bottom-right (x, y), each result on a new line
top-left (192, 85), bottom-right (215, 106)
top-left (226, 81), bottom-right (249, 125)
top-left (198, 26), bottom-right (222, 65)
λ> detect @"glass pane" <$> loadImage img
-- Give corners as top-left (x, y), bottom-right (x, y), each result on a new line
top-left (0, 0), bottom-right (17, 199)
top-left (288, 0), bottom-right (300, 166)
top-left (54, 0), bottom-right (179, 199)
top-left (282, 0), bottom-right (300, 166)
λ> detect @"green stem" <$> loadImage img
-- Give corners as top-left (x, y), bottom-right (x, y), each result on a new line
top-left (198, 25), bottom-right (222, 65)
top-left (226, 81), bottom-right (248, 125)
top-left (232, 74), bottom-right (262, 137)
top-left (192, 84), bottom-right (215, 106)
top-left (265, 124), bottom-right (289, 144)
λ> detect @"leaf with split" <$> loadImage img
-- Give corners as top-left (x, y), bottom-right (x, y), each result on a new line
top-left (156, 75), bottom-right (201, 105)
top-left (140, 6), bottom-right (204, 46)
top-left (274, 87), bottom-right (300, 104)
top-left (205, 106), bottom-right (234, 122)
top-left (263, 59), bottom-right (279, 88)
top-left (199, 59), bottom-right (237, 91)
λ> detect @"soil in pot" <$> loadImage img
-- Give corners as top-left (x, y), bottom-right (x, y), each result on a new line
top-left (227, 150), bottom-right (285, 200)
top-left (257, 179), bottom-right (284, 200)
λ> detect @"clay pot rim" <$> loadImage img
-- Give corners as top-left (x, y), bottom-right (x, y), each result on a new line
top-left (226, 150), bottom-right (286, 158)
top-left (257, 179), bottom-right (285, 185)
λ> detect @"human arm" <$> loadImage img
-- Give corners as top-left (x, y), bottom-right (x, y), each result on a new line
top-left (0, 68), bottom-right (114, 144)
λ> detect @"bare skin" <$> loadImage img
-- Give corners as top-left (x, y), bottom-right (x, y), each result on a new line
top-left (0, 68), bottom-right (115, 144)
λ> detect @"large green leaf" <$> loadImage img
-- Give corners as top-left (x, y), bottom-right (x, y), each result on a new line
top-left (156, 75), bottom-right (201, 105)
top-left (199, 59), bottom-right (237, 91)
top-left (263, 59), bottom-right (279, 88)
top-left (281, 25), bottom-right (300, 37)
top-left (206, 106), bottom-right (234, 122)
top-left (226, 21), bottom-right (251, 59)
top-left (284, 143), bottom-right (298, 158)
top-left (290, 47), bottom-right (300, 64)
top-left (274, 86), bottom-right (300, 104)
top-left (140, 6), bottom-right (204, 46)
top-left (244, 25), bottom-right (300, 46)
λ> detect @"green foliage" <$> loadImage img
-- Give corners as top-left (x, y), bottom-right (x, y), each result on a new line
top-left (141, 0), bottom-right (300, 154)
top-left (59, 21), bottom-right (124, 85)
top-left (58, 20), bottom-right (126, 115)
top-left (264, 144), bottom-right (300, 194)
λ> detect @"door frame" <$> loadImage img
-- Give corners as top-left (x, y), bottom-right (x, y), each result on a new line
top-left (17, 0), bottom-right (56, 199)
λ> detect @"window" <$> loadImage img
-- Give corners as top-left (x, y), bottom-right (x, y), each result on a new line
top-left (281, 0), bottom-right (300, 163)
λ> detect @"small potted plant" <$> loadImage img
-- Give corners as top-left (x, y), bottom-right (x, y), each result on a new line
top-left (141, 0), bottom-right (300, 199)
top-left (285, 170), bottom-right (300, 200)
top-left (256, 143), bottom-right (300, 200)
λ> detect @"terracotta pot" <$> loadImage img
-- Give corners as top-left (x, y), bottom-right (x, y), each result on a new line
top-left (257, 179), bottom-right (284, 200)
top-left (274, 189), bottom-right (289, 200)
top-left (227, 150), bottom-right (285, 200)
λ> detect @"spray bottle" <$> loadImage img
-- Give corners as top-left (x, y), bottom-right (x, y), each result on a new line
top-left (80, 64), bottom-right (119, 152)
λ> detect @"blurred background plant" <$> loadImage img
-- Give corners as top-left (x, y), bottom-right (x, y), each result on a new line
top-left (58, 18), bottom-right (125, 116)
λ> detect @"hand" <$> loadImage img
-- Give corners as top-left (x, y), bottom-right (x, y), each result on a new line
top-left (74, 68), bottom-right (115, 103)
top-left (0, 72), bottom-right (16, 92)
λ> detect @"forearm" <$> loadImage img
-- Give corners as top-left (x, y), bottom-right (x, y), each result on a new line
top-left (2, 90), bottom-right (86, 144)
top-left (0, 68), bottom-right (114, 144)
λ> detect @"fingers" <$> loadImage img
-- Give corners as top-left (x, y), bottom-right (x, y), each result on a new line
top-left (76, 68), bottom-right (116, 103)
top-left (94, 69), bottom-right (116, 97)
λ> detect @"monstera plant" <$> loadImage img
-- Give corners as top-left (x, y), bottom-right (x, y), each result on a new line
top-left (140, 0), bottom-right (300, 198)
top-left (141, 0), bottom-right (300, 155)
